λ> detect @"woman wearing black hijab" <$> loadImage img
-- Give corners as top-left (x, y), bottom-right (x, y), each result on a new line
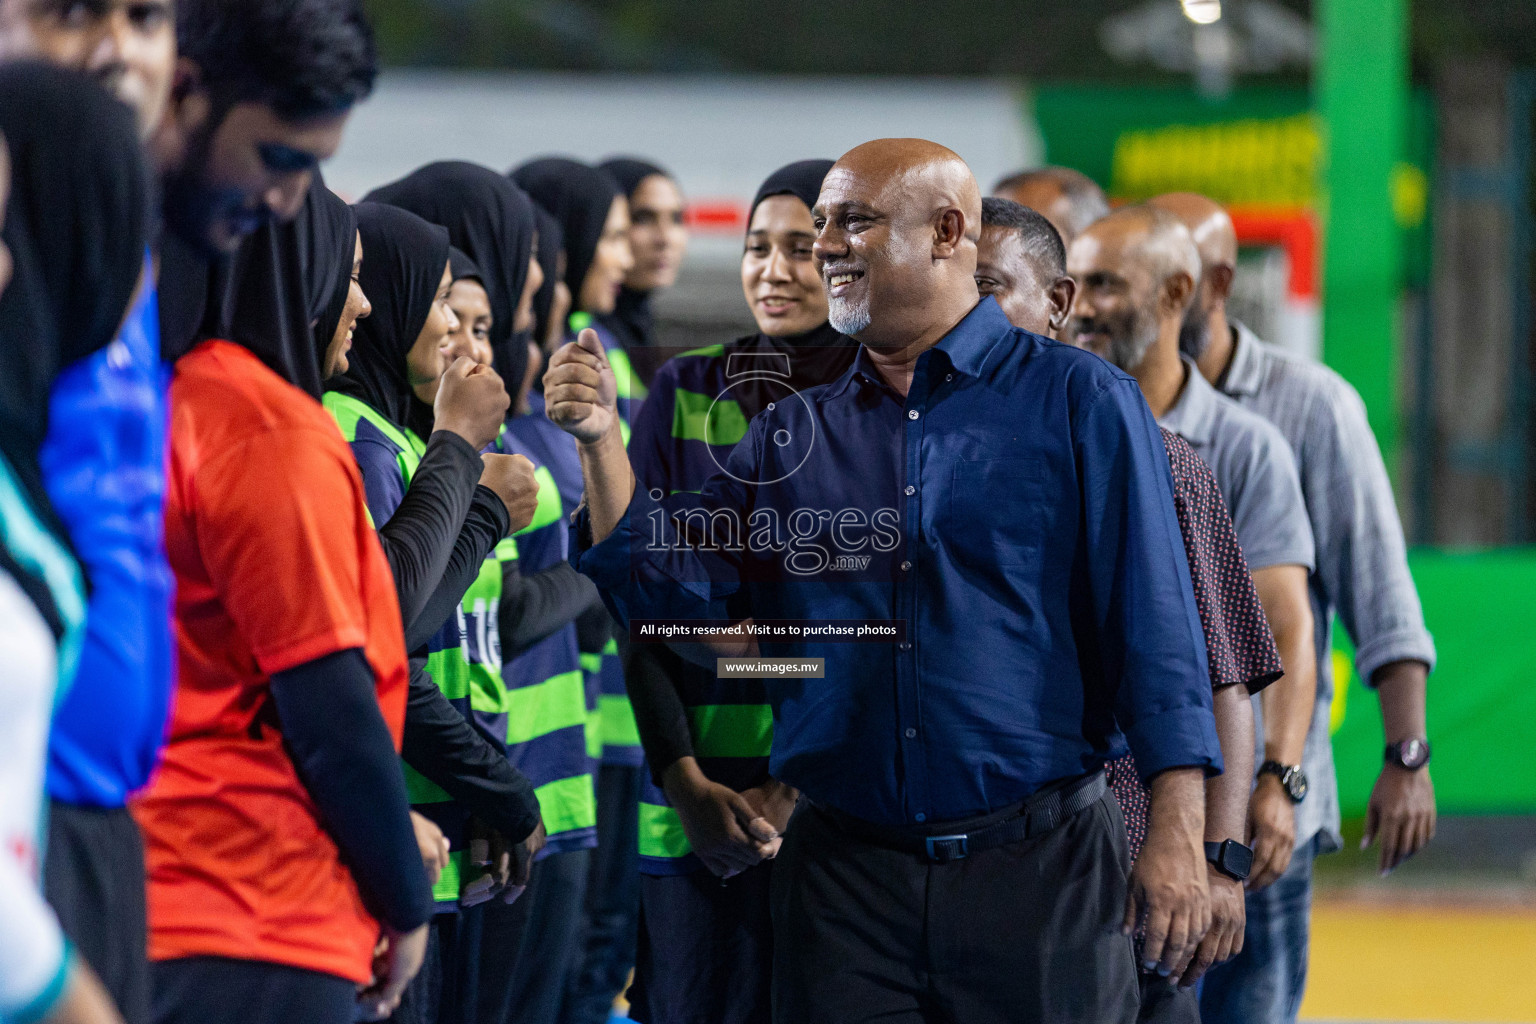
top-left (619, 159), bottom-right (857, 1024)
top-left (316, 204), bottom-right (543, 1024)
top-left (141, 149), bottom-right (439, 1024)
top-left (595, 157), bottom-right (688, 388)
top-left (530, 207), bottom-right (570, 358)
top-left (511, 157), bottom-right (642, 424)
top-left (0, 60), bottom-right (150, 1024)
top-left (365, 161), bottom-right (537, 398)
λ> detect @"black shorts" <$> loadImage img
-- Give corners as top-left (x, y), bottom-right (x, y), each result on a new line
top-left (151, 956), bottom-right (356, 1024)
top-left (45, 802), bottom-right (149, 1024)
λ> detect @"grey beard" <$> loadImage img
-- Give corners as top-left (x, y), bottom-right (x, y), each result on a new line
top-left (1108, 310), bottom-right (1160, 373)
top-left (1179, 316), bottom-right (1211, 360)
top-left (828, 295), bottom-right (872, 337)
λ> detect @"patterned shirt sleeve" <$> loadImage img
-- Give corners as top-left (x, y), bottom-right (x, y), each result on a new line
top-left (1112, 430), bottom-right (1285, 862)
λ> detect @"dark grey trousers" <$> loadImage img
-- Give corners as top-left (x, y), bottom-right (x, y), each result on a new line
top-left (770, 790), bottom-right (1140, 1024)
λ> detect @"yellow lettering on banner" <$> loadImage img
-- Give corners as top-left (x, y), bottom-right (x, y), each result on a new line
top-left (1109, 113), bottom-right (1325, 207)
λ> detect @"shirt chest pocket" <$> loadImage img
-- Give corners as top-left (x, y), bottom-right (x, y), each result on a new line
top-left (946, 457), bottom-right (1047, 568)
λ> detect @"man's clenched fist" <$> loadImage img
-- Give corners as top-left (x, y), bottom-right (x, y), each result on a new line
top-left (544, 328), bottom-right (617, 444)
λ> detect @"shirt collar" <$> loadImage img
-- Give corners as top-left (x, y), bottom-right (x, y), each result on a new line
top-left (818, 296), bottom-right (1015, 403)
top-left (1221, 320), bottom-right (1265, 398)
top-left (1157, 357), bottom-right (1219, 446)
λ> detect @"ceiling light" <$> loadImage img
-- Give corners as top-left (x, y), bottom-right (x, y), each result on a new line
top-left (1181, 0), bottom-right (1222, 25)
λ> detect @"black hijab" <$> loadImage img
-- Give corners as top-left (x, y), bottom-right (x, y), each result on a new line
top-left (203, 171), bottom-right (357, 399)
top-left (449, 246), bottom-right (482, 286)
top-left (0, 61), bottom-right (150, 521)
top-left (328, 203), bottom-right (451, 438)
top-left (732, 158), bottom-right (856, 420)
top-left (530, 206), bottom-right (564, 346)
top-left (510, 157), bottom-right (621, 312)
top-left (307, 179), bottom-right (359, 381)
top-left (365, 161), bottom-right (536, 396)
top-left (597, 157), bottom-right (677, 374)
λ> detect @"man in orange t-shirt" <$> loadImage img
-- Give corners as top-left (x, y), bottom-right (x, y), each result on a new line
top-left (134, 338), bottom-right (434, 1024)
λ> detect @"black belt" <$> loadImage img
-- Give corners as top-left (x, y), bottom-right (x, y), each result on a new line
top-left (818, 771), bottom-right (1108, 864)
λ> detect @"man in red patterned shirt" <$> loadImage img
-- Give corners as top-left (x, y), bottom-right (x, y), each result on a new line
top-left (977, 197), bottom-right (1282, 1022)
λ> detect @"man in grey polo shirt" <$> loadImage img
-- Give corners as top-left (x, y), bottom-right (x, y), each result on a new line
top-left (1150, 192), bottom-right (1438, 1024)
top-left (1067, 207), bottom-right (1320, 1024)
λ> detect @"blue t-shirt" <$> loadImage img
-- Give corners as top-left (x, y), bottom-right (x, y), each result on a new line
top-left (42, 257), bottom-right (176, 808)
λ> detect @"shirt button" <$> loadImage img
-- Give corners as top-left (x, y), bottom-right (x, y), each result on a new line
top-left (904, 484), bottom-right (915, 496)
top-left (907, 409), bottom-right (919, 420)
top-left (899, 641), bottom-right (912, 651)
top-left (915, 812), bottom-right (927, 822)
top-left (905, 727), bottom-right (917, 739)
top-left (900, 560), bottom-right (911, 571)
top-left (945, 373), bottom-right (954, 382)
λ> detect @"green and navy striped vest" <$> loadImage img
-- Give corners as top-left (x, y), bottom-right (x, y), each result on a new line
top-left (624, 343), bottom-right (776, 875)
top-left (493, 416), bottom-right (598, 854)
top-left (324, 391), bottom-right (504, 905)
top-left (563, 315), bottom-right (646, 767)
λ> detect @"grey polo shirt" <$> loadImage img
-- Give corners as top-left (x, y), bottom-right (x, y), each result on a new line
top-left (1159, 355), bottom-right (1320, 850)
top-left (1217, 323), bottom-right (1437, 853)
top-left (1159, 358), bottom-right (1315, 575)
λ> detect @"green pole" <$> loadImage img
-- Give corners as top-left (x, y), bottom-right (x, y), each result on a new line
top-left (1316, 0), bottom-right (1407, 468)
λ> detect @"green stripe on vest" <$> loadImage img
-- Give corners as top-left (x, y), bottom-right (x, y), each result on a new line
top-left (505, 669), bottom-right (587, 744)
top-left (463, 555), bottom-right (507, 713)
top-left (688, 703), bottom-right (773, 759)
top-left (516, 466), bottom-right (564, 536)
top-left (585, 702), bottom-right (603, 759)
top-left (606, 346), bottom-right (649, 401)
top-left (672, 388), bottom-right (748, 447)
top-left (324, 392), bottom-right (425, 471)
top-left (424, 649), bottom-right (470, 701)
top-left (600, 694), bottom-right (641, 748)
top-left (404, 761), bottom-right (450, 805)
top-left (537, 774), bottom-right (597, 836)
top-left (678, 342), bottom-right (725, 359)
top-left (638, 801), bottom-right (693, 859)
top-left (433, 848), bottom-right (466, 904)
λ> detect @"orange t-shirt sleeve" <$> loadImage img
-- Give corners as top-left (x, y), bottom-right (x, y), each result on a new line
top-left (191, 425), bottom-right (373, 676)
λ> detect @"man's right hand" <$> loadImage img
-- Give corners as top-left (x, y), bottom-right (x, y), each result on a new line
top-left (1246, 774), bottom-right (1297, 890)
top-left (356, 922), bottom-right (429, 1021)
top-left (1124, 768), bottom-right (1212, 980)
top-left (480, 453), bottom-right (540, 533)
top-left (544, 329), bottom-right (618, 445)
top-left (435, 356), bottom-right (510, 451)
top-left (663, 757), bottom-right (777, 878)
top-left (1178, 867), bottom-right (1245, 988)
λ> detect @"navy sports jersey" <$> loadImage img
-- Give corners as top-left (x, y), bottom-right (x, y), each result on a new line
top-left (325, 392), bottom-right (503, 905)
top-left (623, 342), bottom-right (788, 874)
top-left (496, 414), bottom-right (597, 855)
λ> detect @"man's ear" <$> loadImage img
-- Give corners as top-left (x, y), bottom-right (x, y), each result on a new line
top-left (1208, 262), bottom-right (1235, 302)
top-left (150, 57), bottom-right (211, 161)
top-left (933, 208), bottom-right (966, 260)
top-left (1161, 270), bottom-right (1195, 318)
top-left (1047, 275), bottom-right (1077, 334)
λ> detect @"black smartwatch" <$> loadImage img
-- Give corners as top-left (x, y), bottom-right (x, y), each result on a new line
top-left (1205, 839), bottom-right (1253, 883)
top-left (1257, 761), bottom-right (1308, 803)
top-left (1385, 738), bottom-right (1431, 770)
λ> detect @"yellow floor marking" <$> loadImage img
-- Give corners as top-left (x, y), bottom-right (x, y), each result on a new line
top-left (1301, 902), bottom-right (1536, 1022)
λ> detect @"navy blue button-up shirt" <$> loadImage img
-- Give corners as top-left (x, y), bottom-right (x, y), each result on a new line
top-left (577, 298), bottom-right (1221, 826)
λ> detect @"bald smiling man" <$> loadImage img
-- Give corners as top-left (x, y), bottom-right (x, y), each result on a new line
top-left (543, 139), bottom-right (1223, 1024)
